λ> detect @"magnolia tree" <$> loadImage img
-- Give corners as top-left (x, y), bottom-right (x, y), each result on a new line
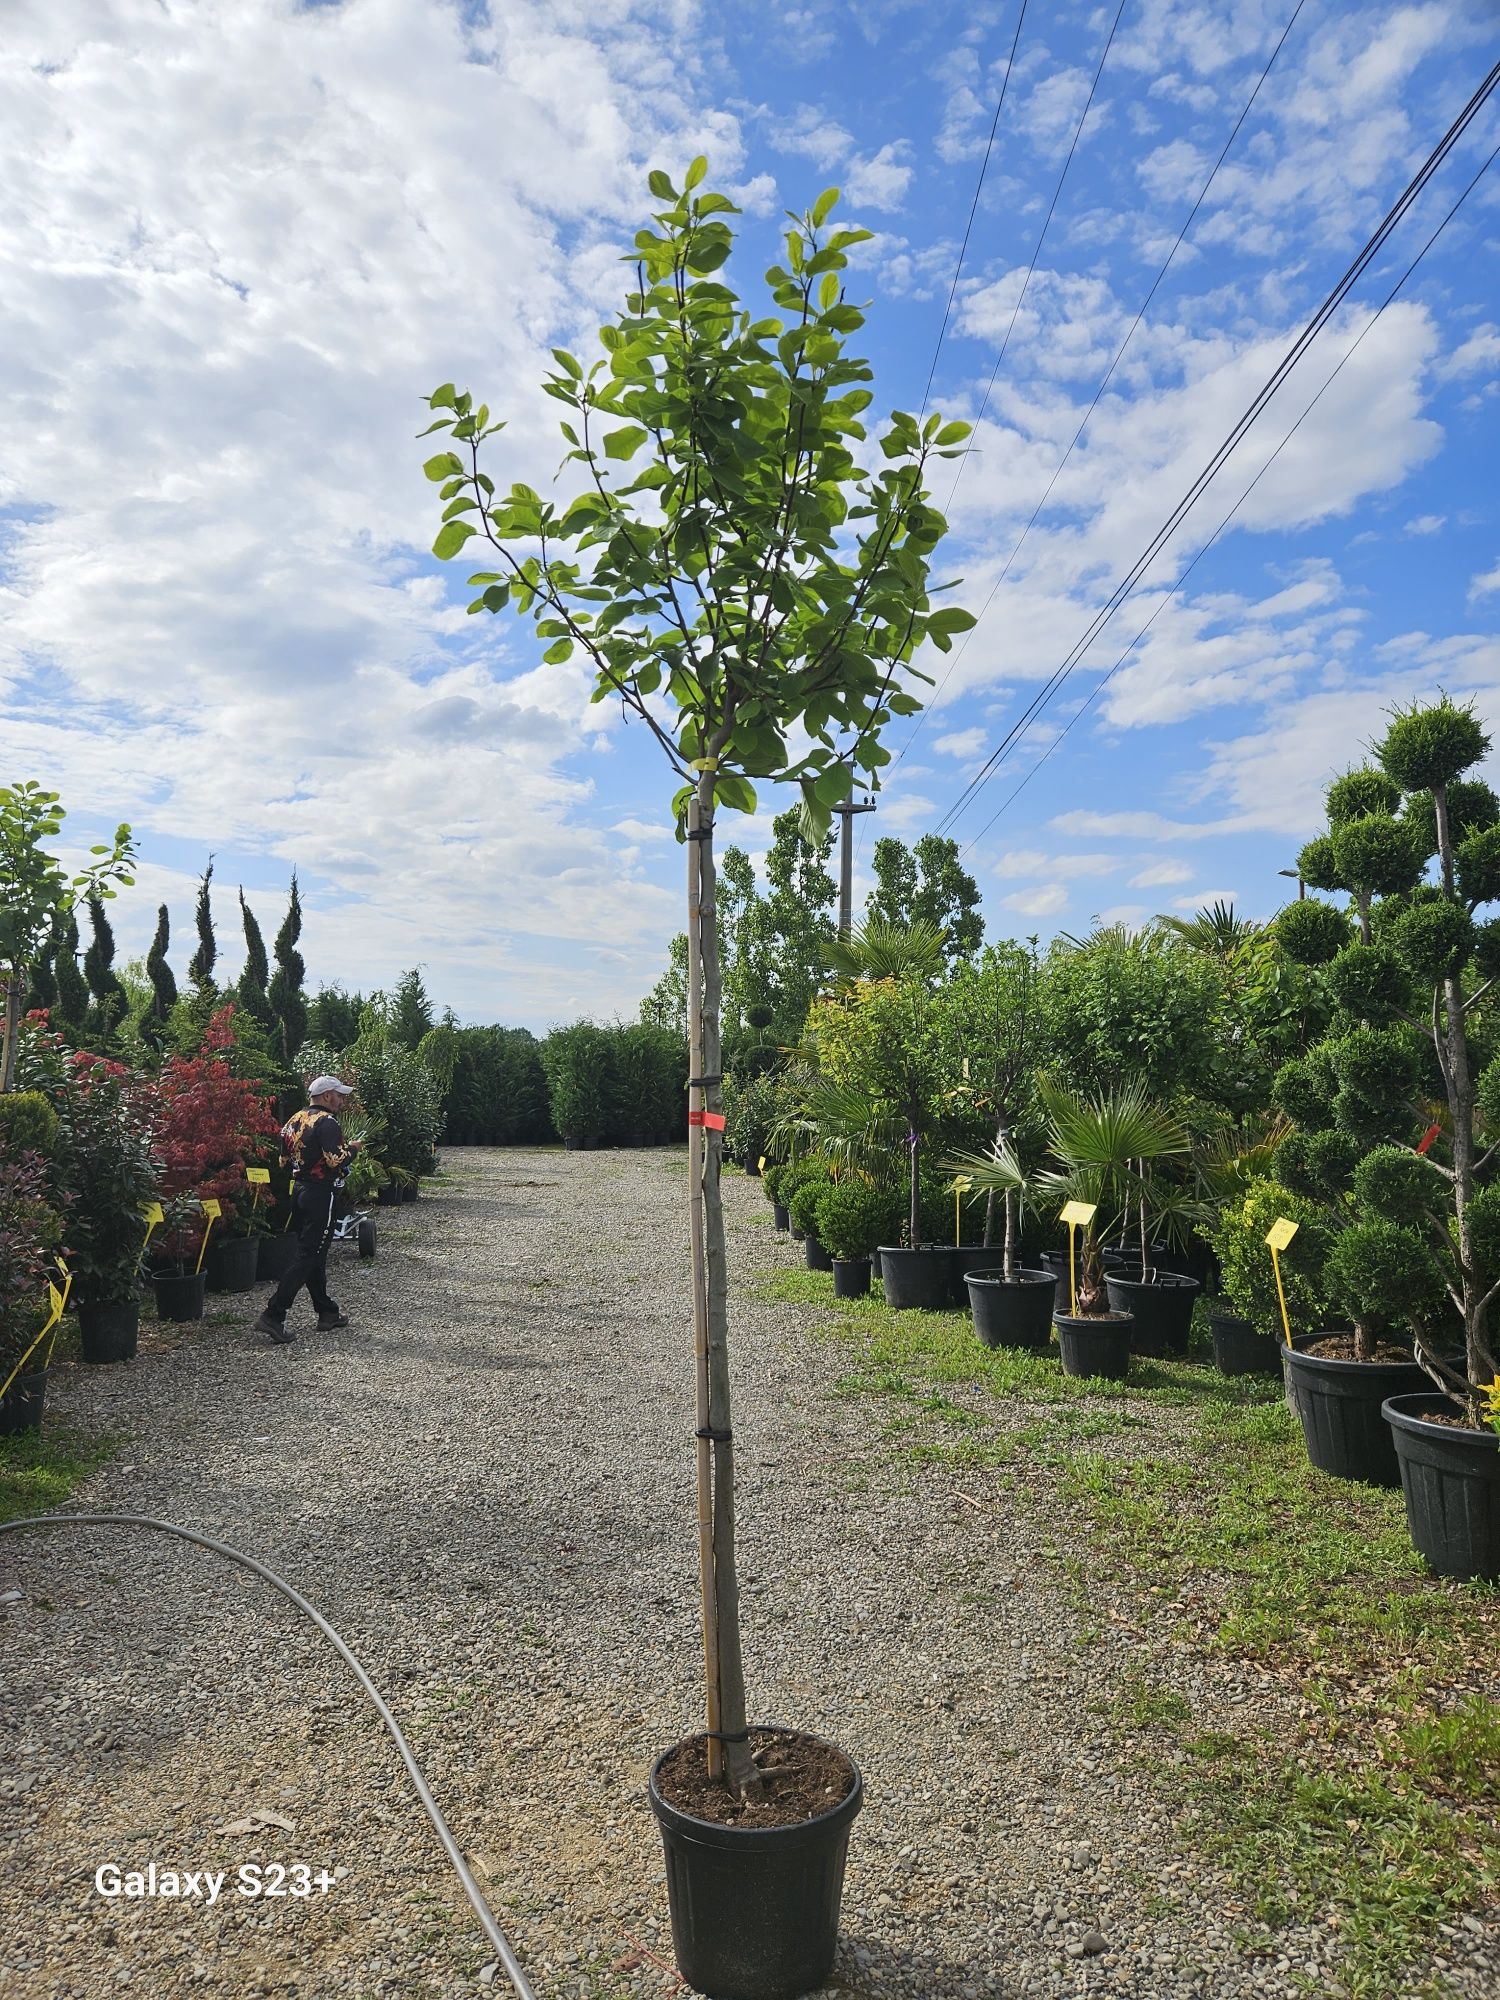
top-left (1273, 697), bottom-right (1500, 1417)
top-left (423, 162), bottom-right (972, 1792)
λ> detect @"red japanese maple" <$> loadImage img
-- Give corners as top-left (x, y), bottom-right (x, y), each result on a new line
top-left (149, 1006), bottom-right (282, 1255)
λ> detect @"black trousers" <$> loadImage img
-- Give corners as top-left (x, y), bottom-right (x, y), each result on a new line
top-left (267, 1183), bottom-right (337, 1319)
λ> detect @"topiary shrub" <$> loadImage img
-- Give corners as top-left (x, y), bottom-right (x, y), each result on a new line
top-left (814, 1177), bottom-right (901, 1262)
top-left (0, 1090), bottom-right (58, 1159)
top-left (1207, 1177), bottom-right (1333, 1342)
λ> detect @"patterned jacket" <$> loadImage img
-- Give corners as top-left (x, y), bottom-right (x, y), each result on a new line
top-left (281, 1108), bottom-right (351, 1185)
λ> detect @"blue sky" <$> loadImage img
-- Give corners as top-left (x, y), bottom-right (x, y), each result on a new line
top-left (3, 0), bottom-right (1497, 1030)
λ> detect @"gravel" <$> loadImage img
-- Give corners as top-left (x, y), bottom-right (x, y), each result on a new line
top-left (2, 1147), bottom-right (1497, 2000)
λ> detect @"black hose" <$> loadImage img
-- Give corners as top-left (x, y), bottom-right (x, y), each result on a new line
top-left (0, 1511), bottom-right (538, 2000)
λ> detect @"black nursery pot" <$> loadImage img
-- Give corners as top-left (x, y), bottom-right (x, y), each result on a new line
top-left (1384, 1395), bottom-right (1500, 1581)
top-left (966, 1269), bottom-right (1057, 1349)
top-left (1105, 1273), bottom-right (1200, 1357)
top-left (1210, 1310), bottom-right (1283, 1377)
top-left (804, 1235), bottom-right (834, 1273)
top-left (257, 1231), bottom-right (301, 1283)
top-left (376, 1184), bottom-right (402, 1206)
top-left (647, 1734), bottom-right (863, 2000)
top-left (1055, 1312), bottom-right (1133, 1381)
top-left (205, 1234), bottom-right (260, 1295)
top-left (0, 1368), bottom-right (47, 1436)
top-left (877, 1246), bottom-right (951, 1312)
top-left (402, 1182), bottom-right (419, 1203)
top-left (832, 1257), bottom-right (871, 1299)
top-left (152, 1271), bottom-right (208, 1323)
top-left (948, 1244), bottom-right (1004, 1306)
top-left (1283, 1335), bottom-right (1430, 1487)
top-left (772, 1203), bottom-right (790, 1233)
top-left (76, 1300), bottom-right (139, 1365)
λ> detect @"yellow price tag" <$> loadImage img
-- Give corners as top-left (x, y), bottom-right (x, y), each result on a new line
top-left (55, 1259), bottom-right (73, 1311)
top-left (42, 1282), bottom-right (64, 1334)
top-left (1060, 1200), bottom-right (1097, 1227)
top-left (245, 1167), bottom-right (271, 1186)
top-left (200, 1199), bottom-right (222, 1220)
top-left (195, 1200), bottom-right (221, 1274)
top-left (1265, 1217), bottom-right (1299, 1252)
top-left (757, 1157), bottom-right (767, 1173)
top-left (1265, 1216), bottom-right (1299, 1345)
top-left (142, 1202), bottom-right (164, 1226)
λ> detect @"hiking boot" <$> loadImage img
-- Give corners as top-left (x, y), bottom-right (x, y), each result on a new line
top-left (256, 1311), bottom-right (294, 1345)
top-left (316, 1308), bottom-right (350, 1331)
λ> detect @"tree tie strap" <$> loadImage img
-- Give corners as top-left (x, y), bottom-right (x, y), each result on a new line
top-left (688, 1074), bottom-right (722, 1088)
top-left (695, 1425), bottom-right (733, 1443)
top-left (684, 826), bottom-right (712, 842)
top-left (704, 1727), bottom-right (751, 1744)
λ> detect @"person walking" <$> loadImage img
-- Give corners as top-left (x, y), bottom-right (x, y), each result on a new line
top-left (254, 1076), bottom-right (358, 1345)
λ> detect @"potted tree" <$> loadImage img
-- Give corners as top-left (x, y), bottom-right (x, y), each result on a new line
top-left (1103, 1166), bottom-right (1204, 1357)
top-left (1038, 1078), bottom-right (1189, 1380)
top-left (1204, 1178), bottom-right (1332, 1376)
top-left (0, 1151), bottom-right (65, 1434)
top-left (815, 1177), bottom-right (900, 1299)
top-left (940, 1138), bottom-right (1057, 1349)
top-left (1274, 701), bottom-right (1500, 1561)
top-left (424, 159), bottom-right (972, 1998)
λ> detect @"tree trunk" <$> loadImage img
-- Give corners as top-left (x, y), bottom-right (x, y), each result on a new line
top-left (1, 973), bottom-right (25, 1093)
top-left (1003, 1187), bottom-right (1016, 1285)
top-left (687, 783), bottom-right (758, 1796)
top-left (1433, 782), bottom-right (1487, 1414)
top-left (908, 1130), bottom-right (920, 1247)
top-left (1138, 1163), bottom-right (1149, 1283)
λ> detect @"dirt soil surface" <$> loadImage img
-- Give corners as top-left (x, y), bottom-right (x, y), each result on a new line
top-left (3, 1148), bottom-right (1497, 2000)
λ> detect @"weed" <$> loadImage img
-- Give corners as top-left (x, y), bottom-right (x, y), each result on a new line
top-left (0, 1422), bottom-right (116, 1525)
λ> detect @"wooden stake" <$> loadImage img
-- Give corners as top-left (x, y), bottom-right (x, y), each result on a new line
top-left (686, 795), bottom-right (723, 1779)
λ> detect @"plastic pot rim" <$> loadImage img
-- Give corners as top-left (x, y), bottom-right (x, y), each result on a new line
top-left (1382, 1392), bottom-right (1498, 1449)
top-left (966, 1268), bottom-right (1055, 1290)
top-left (647, 1731), bottom-right (864, 1850)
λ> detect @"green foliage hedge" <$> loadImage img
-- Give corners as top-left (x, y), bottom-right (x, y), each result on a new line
top-left (540, 1021), bottom-right (687, 1146)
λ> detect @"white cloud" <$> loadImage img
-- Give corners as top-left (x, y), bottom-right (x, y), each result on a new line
top-left (1129, 859), bottom-right (1193, 887)
top-left (1097, 903), bottom-right (1151, 927)
top-left (934, 726), bottom-right (988, 758)
top-left (1470, 560), bottom-right (1500, 604)
top-left (1404, 514), bottom-right (1446, 536)
top-left (1049, 809), bottom-right (1203, 840)
top-left (1173, 889), bottom-right (1239, 909)
top-left (844, 141), bottom-right (913, 211)
top-left (994, 849), bottom-right (1051, 878)
top-left (1004, 881), bottom-right (1069, 918)
top-left (612, 816), bottom-right (672, 841)
top-left (1438, 325), bottom-right (1500, 382)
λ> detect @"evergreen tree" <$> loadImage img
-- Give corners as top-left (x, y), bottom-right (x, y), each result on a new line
top-left (268, 873), bottom-right (307, 1066)
top-left (867, 833), bottom-right (983, 963)
top-left (188, 859), bottom-right (217, 994)
top-left (307, 982), bottom-right (365, 1050)
top-left (28, 937), bottom-right (57, 1015)
top-left (52, 913), bottom-right (90, 1042)
top-left (143, 903), bottom-right (178, 1050)
top-left (236, 889), bottom-right (274, 1027)
top-left (83, 894), bottom-right (129, 1045)
top-left (389, 967), bottom-right (435, 1047)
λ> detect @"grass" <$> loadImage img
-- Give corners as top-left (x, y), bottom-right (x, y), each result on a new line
top-left (0, 1420), bottom-right (116, 1525)
top-left (752, 1253), bottom-right (1500, 1994)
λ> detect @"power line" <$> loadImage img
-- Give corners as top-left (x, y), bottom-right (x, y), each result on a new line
top-left (898, 0), bottom-right (1308, 766)
top-left (917, 0), bottom-right (1031, 423)
top-left (942, 0), bottom-right (1130, 521)
top-left (931, 52), bottom-right (1500, 842)
top-left (961, 136), bottom-right (1500, 857)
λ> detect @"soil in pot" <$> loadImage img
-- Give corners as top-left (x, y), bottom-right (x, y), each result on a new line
top-left (1384, 1394), bottom-right (1500, 1581)
top-left (206, 1233), bottom-right (260, 1294)
top-left (152, 1271), bottom-right (208, 1323)
top-left (1284, 1334), bottom-right (1430, 1487)
top-left (77, 1301), bottom-right (139, 1364)
top-left (1105, 1272), bottom-right (1200, 1357)
top-left (0, 1368), bottom-right (47, 1435)
top-left (967, 1269), bottom-right (1057, 1349)
top-left (772, 1203), bottom-right (790, 1232)
top-left (804, 1235), bottom-right (833, 1274)
top-left (877, 1246), bottom-right (952, 1312)
top-left (832, 1257), bottom-right (871, 1299)
top-left (1055, 1312), bottom-right (1132, 1381)
top-left (649, 1728), bottom-right (862, 2000)
top-left (1210, 1311), bottom-right (1282, 1376)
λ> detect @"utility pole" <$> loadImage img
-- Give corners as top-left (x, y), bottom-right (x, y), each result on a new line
top-left (833, 796), bottom-right (877, 940)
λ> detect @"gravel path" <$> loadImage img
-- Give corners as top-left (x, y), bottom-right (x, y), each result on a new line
top-left (2, 1148), bottom-right (1496, 2000)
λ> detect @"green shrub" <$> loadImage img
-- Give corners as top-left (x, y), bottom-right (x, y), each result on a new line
top-left (0, 1092), bottom-right (58, 1159)
top-left (1207, 1177), bottom-right (1333, 1342)
top-left (814, 1177), bottom-right (900, 1261)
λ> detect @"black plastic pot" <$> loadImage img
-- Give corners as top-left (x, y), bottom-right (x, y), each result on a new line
top-left (257, 1231), bottom-right (300, 1283)
top-left (76, 1300), bottom-right (139, 1364)
top-left (648, 1733), bottom-right (863, 2000)
top-left (947, 1244), bottom-right (1002, 1305)
top-left (1384, 1394), bottom-right (1500, 1581)
top-left (0, 1367), bottom-right (47, 1436)
top-left (877, 1246), bottom-right (952, 1312)
top-left (1210, 1311), bottom-right (1282, 1377)
top-left (152, 1271), bottom-right (208, 1323)
top-left (744, 1160), bottom-right (761, 1180)
top-left (1105, 1273), bottom-right (1200, 1357)
top-left (967, 1269), bottom-right (1057, 1349)
top-left (832, 1258), bottom-right (871, 1299)
top-left (804, 1235), bottom-right (834, 1273)
top-left (402, 1182), bottom-right (419, 1203)
top-left (1055, 1312), bottom-right (1133, 1381)
top-left (1284, 1335), bottom-right (1429, 1487)
top-left (772, 1203), bottom-right (790, 1233)
top-left (206, 1233), bottom-right (260, 1294)
top-left (377, 1185), bottom-right (402, 1206)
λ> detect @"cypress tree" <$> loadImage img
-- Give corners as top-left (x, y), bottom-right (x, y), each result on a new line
top-left (188, 858), bottom-right (217, 994)
top-left (237, 889), bottom-right (273, 1026)
top-left (143, 903), bottom-right (178, 1049)
top-left (269, 873), bottom-right (307, 1066)
top-left (53, 914), bottom-right (90, 1043)
top-left (82, 894), bottom-right (128, 1045)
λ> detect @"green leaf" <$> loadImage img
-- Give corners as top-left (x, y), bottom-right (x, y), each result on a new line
top-left (550, 348), bottom-right (582, 379)
top-left (543, 638), bottom-right (574, 664)
top-left (811, 186), bottom-right (840, 227)
top-left (604, 426), bottom-right (649, 461)
top-left (416, 418), bottom-right (453, 438)
top-left (928, 606), bottom-right (977, 635)
top-left (432, 520), bottom-right (476, 561)
top-left (684, 155), bottom-right (708, 190)
top-left (429, 383), bottom-right (457, 410)
top-left (423, 452), bottom-right (463, 482)
top-left (648, 168), bottom-right (677, 202)
top-left (934, 420), bottom-right (971, 446)
top-left (714, 772), bottom-right (757, 814)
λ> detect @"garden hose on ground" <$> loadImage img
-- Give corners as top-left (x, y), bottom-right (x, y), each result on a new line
top-left (0, 1512), bottom-right (538, 2000)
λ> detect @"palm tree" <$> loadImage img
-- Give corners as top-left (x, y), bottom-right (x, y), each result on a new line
top-left (1157, 900), bottom-right (1259, 957)
top-left (1036, 1078), bottom-right (1190, 1313)
top-left (941, 1134), bottom-right (1035, 1282)
top-left (824, 916), bottom-right (947, 987)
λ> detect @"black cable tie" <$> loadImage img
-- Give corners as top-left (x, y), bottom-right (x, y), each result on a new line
top-left (695, 1425), bottom-right (733, 1443)
top-left (688, 1074), bottom-right (722, 1088)
top-left (705, 1727), bottom-right (752, 1744)
top-left (684, 826), bottom-right (712, 842)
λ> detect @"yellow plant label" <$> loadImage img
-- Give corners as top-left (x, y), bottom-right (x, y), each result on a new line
top-left (200, 1199), bottom-right (222, 1220)
top-left (55, 1259), bottom-right (73, 1309)
top-left (245, 1167), bottom-right (271, 1185)
top-left (757, 1156), bottom-right (767, 1172)
top-left (42, 1282), bottom-right (64, 1333)
top-left (1265, 1217), bottom-right (1299, 1252)
top-left (142, 1202), bottom-right (164, 1226)
top-left (1060, 1200), bottom-right (1097, 1228)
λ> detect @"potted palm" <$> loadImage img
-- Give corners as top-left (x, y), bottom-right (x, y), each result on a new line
top-left (1038, 1078), bottom-right (1189, 1380)
top-left (424, 159), bottom-right (972, 1999)
top-left (940, 1139), bottom-right (1056, 1349)
top-left (1104, 1168), bottom-right (1204, 1357)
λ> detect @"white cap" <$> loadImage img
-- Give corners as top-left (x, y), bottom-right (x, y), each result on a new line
top-left (308, 1075), bottom-right (354, 1099)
